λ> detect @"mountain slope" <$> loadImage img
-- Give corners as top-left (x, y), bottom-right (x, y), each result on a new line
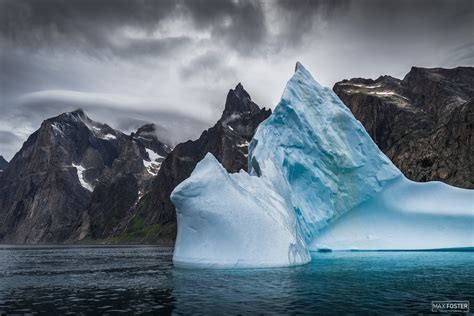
top-left (333, 67), bottom-right (473, 188)
top-left (114, 83), bottom-right (271, 243)
top-left (0, 156), bottom-right (8, 171)
top-left (0, 110), bottom-right (171, 243)
top-left (77, 122), bottom-right (171, 241)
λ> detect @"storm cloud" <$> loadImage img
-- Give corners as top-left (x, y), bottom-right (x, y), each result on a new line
top-left (1, 0), bottom-right (473, 159)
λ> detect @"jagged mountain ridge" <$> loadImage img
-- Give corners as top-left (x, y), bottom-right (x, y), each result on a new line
top-left (333, 66), bottom-right (473, 188)
top-left (112, 83), bottom-right (271, 243)
top-left (0, 109), bottom-right (171, 243)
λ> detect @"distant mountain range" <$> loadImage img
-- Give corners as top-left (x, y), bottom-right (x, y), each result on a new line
top-left (0, 66), bottom-right (471, 244)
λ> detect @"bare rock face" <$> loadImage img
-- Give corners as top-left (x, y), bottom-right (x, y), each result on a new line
top-left (80, 123), bottom-right (171, 241)
top-left (333, 67), bottom-right (473, 188)
top-left (0, 110), bottom-right (171, 243)
top-left (0, 156), bottom-right (8, 171)
top-left (118, 83), bottom-right (271, 243)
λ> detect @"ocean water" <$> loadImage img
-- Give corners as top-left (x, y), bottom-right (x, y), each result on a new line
top-left (0, 246), bottom-right (472, 315)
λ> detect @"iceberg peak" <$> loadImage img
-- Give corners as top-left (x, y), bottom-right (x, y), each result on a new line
top-left (294, 61), bottom-right (310, 75)
top-left (295, 61), bottom-right (303, 72)
top-left (250, 63), bottom-right (401, 242)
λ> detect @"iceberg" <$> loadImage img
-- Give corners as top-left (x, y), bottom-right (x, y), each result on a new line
top-left (311, 177), bottom-right (473, 251)
top-left (249, 62), bottom-right (401, 244)
top-left (171, 153), bottom-right (310, 268)
top-left (171, 63), bottom-right (474, 268)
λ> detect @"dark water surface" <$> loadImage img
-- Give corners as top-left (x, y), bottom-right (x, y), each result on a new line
top-left (0, 245), bottom-right (472, 315)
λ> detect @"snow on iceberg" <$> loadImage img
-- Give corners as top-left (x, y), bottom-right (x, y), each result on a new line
top-left (171, 62), bottom-right (474, 268)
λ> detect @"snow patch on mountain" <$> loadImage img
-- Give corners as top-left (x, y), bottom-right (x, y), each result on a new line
top-left (339, 83), bottom-right (382, 89)
top-left (236, 140), bottom-right (249, 148)
top-left (51, 123), bottom-right (64, 137)
top-left (72, 163), bottom-right (93, 192)
top-left (143, 148), bottom-right (164, 176)
top-left (102, 133), bottom-right (117, 140)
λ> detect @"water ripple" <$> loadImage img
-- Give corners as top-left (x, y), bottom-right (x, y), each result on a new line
top-left (0, 246), bottom-right (472, 314)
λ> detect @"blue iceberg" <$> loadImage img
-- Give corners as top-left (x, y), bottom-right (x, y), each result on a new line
top-left (171, 153), bottom-right (310, 268)
top-left (171, 63), bottom-right (474, 268)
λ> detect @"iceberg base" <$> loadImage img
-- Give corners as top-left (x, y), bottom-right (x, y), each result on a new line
top-left (311, 177), bottom-right (474, 251)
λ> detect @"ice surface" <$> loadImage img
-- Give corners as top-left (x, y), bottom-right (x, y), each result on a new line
top-left (171, 62), bottom-right (474, 268)
top-left (311, 177), bottom-right (474, 250)
top-left (249, 62), bottom-right (401, 243)
top-left (171, 153), bottom-right (310, 268)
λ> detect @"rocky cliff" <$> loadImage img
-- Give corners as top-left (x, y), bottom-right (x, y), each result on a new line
top-left (0, 156), bottom-right (8, 171)
top-left (113, 83), bottom-right (271, 243)
top-left (333, 67), bottom-right (473, 188)
top-left (0, 110), bottom-right (171, 243)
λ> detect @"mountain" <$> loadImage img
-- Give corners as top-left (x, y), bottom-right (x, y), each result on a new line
top-left (0, 110), bottom-right (171, 243)
top-left (112, 83), bottom-right (271, 243)
top-left (333, 66), bottom-right (474, 188)
top-left (170, 63), bottom-right (473, 268)
top-left (0, 156), bottom-right (8, 171)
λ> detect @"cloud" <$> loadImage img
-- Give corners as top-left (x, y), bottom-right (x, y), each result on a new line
top-left (273, 0), bottom-right (349, 46)
top-left (0, 0), bottom-right (269, 57)
top-left (0, 130), bottom-right (26, 160)
top-left (0, 0), bottom-right (178, 51)
top-left (179, 50), bottom-right (236, 82)
top-left (184, 0), bottom-right (268, 54)
top-left (0, 0), bottom-right (472, 160)
top-left (0, 131), bottom-right (23, 161)
top-left (1, 90), bottom-right (211, 159)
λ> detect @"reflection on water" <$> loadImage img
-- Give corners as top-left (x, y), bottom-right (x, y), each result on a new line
top-left (0, 245), bottom-right (472, 314)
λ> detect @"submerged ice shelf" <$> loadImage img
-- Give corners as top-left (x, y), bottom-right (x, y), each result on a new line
top-left (171, 63), bottom-right (474, 268)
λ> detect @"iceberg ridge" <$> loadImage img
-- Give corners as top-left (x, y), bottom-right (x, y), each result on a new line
top-left (249, 62), bottom-right (401, 243)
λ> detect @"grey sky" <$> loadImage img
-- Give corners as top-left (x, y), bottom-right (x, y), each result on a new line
top-left (1, 0), bottom-right (473, 159)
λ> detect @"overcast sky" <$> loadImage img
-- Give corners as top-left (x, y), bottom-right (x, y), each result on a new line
top-left (1, 0), bottom-right (473, 160)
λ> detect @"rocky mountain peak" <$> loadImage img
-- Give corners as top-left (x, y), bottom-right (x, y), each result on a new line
top-left (135, 123), bottom-right (156, 135)
top-left (51, 108), bottom-right (89, 125)
top-left (233, 82), bottom-right (250, 100)
top-left (404, 66), bottom-right (474, 95)
top-left (126, 84), bottom-right (272, 243)
top-left (43, 109), bottom-right (88, 132)
top-left (70, 108), bottom-right (87, 118)
top-left (222, 83), bottom-right (259, 117)
top-left (132, 123), bottom-right (171, 158)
